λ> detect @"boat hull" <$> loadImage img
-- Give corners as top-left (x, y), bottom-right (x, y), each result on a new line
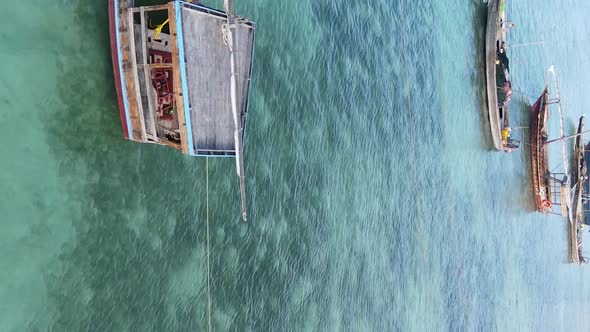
top-left (530, 88), bottom-right (550, 213)
top-left (109, 0), bottom-right (130, 139)
top-left (485, 0), bottom-right (503, 151)
top-left (569, 117), bottom-right (585, 264)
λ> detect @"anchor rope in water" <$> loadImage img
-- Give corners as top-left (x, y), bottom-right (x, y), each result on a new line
top-left (206, 157), bottom-right (212, 332)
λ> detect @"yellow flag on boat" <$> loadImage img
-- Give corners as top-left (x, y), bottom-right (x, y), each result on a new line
top-left (153, 0), bottom-right (193, 40)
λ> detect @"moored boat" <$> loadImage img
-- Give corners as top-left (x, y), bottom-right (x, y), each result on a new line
top-left (529, 67), bottom-right (572, 218)
top-left (570, 116), bottom-right (586, 264)
top-left (485, 0), bottom-right (517, 152)
top-left (529, 88), bottom-right (552, 213)
top-left (584, 142), bottom-right (590, 225)
top-left (109, 0), bottom-right (256, 221)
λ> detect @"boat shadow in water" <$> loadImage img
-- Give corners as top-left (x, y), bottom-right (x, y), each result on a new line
top-left (472, 2), bottom-right (495, 151)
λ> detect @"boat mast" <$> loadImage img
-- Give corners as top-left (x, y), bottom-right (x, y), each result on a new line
top-left (224, 0), bottom-right (248, 222)
top-left (549, 65), bottom-right (573, 223)
top-left (544, 126), bottom-right (590, 145)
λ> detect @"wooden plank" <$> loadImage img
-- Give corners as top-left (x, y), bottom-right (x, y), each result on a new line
top-left (569, 221), bottom-right (580, 264)
top-left (236, 24), bottom-right (255, 131)
top-left (183, 11), bottom-right (231, 150)
top-left (128, 10), bottom-right (147, 142)
top-left (224, 0), bottom-right (235, 16)
top-left (140, 7), bottom-right (159, 140)
top-left (131, 4), bottom-right (168, 13)
top-left (138, 63), bottom-right (174, 69)
top-left (561, 185), bottom-right (568, 217)
top-left (227, 13), bottom-right (248, 221)
top-left (180, 6), bottom-right (256, 24)
top-left (108, 0), bottom-right (130, 139)
top-left (197, 149), bottom-right (236, 153)
top-left (168, 2), bottom-right (190, 154)
top-left (182, 9), bottom-right (254, 151)
top-left (118, 0), bottom-right (143, 140)
top-left (161, 139), bottom-right (181, 150)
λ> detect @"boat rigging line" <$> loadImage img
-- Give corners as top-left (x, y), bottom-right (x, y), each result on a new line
top-left (506, 41), bottom-right (545, 49)
top-left (549, 158), bottom-right (566, 175)
top-left (544, 128), bottom-right (590, 145)
top-left (551, 65), bottom-right (574, 223)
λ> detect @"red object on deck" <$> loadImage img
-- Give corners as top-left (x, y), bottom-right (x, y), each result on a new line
top-left (149, 49), bottom-right (175, 120)
top-left (108, 0), bottom-right (130, 139)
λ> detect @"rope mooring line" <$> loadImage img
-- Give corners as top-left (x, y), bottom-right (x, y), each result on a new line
top-left (206, 157), bottom-right (212, 332)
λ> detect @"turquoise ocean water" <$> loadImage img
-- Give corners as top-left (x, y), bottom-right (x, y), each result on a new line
top-left (1, 0), bottom-right (590, 330)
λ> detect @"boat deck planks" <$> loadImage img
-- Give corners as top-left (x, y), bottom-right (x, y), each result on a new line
top-left (181, 7), bottom-right (254, 154)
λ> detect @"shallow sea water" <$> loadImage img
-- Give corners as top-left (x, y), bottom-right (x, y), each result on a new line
top-left (1, 0), bottom-right (590, 331)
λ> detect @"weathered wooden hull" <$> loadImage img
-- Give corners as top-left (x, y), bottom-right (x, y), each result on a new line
top-left (109, 0), bottom-right (130, 139)
top-left (569, 117), bottom-right (585, 264)
top-left (584, 143), bottom-right (590, 225)
top-left (530, 88), bottom-right (550, 213)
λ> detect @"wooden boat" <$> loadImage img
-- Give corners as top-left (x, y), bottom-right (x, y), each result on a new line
top-left (569, 116), bottom-right (586, 264)
top-left (529, 67), bottom-right (571, 218)
top-left (529, 68), bottom-right (583, 263)
top-left (485, 0), bottom-right (515, 152)
top-left (584, 142), bottom-right (590, 225)
top-left (529, 88), bottom-right (552, 213)
top-left (109, 0), bottom-right (256, 221)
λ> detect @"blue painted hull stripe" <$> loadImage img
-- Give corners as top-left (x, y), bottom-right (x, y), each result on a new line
top-left (175, 1), bottom-right (195, 155)
top-left (114, 0), bottom-right (134, 140)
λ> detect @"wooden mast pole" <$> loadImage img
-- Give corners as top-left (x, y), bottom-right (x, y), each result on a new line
top-left (544, 127), bottom-right (590, 145)
top-left (550, 66), bottom-right (574, 225)
top-left (225, 0), bottom-right (248, 222)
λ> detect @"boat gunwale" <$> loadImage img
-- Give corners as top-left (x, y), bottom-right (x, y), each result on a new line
top-left (530, 88), bottom-right (550, 213)
top-left (485, 0), bottom-right (509, 151)
top-left (485, 0), bottom-right (502, 150)
top-left (109, 0), bottom-right (131, 139)
top-left (570, 116), bottom-right (585, 264)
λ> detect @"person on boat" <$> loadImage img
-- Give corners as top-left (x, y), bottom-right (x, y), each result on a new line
top-left (504, 81), bottom-right (512, 104)
top-left (497, 51), bottom-right (510, 72)
top-left (501, 127), bottom-right (511, 141)
top-left (501, 127), bottom-right (519, 152)
top-left (497, 81), bottom-right (512, 107)
top-left (496, 42), bottom-right (510, 72)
